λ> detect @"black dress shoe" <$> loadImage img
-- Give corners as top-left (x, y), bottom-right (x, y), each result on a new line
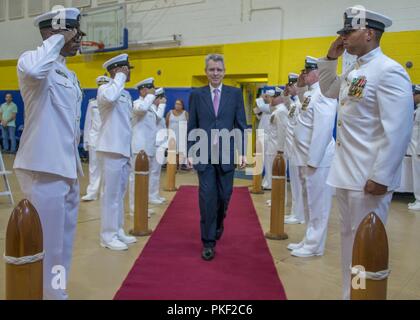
top-left (216, 225), bottom-right (224, 240)
top-left (201, 247), bottom-right (215, 261)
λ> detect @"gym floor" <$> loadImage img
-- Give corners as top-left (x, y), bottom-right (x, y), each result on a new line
top-left (0, 155), bottom-right (419, 300)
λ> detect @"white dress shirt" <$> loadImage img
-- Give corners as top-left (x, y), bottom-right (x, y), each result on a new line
top-left (96, 73), bottom-right (132, 158)
top-left (132, 94), bottom-right (166, 156)
top-left (84, 98), bottom-right (102, 149)
top-left (14, 34), bottom-right (83, 179)
top-left (292, 82), bottom-right (337, 168)
top-left (318, 47), bottom-right (414, 191)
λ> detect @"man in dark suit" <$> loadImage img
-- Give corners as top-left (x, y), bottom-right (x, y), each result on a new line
top-left (187, 54), bottom-right (248, 261)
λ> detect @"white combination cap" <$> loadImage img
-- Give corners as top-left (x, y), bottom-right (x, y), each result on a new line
top-left (34, 7), bottom-right (81, 29)
top-left (338, 6), bottom-right (392, 35)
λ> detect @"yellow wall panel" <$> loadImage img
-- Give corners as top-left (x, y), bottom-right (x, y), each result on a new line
top-left (1, 30), bottom-right (419, 90)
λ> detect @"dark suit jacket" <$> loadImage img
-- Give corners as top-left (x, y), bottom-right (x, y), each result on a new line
top-left (187, 85), bottom-right (248, 172)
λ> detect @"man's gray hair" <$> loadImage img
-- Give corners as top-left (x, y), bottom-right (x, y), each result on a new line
top-left (205, 54), bottom-right (225, 69)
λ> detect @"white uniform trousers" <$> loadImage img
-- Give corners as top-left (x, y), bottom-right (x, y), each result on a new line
top-left (262, 153), bottom-right (276, 189)
top-left (85, 147), bottom-right (101, 197)
top-left (289, 163), bottom-right (305, 222)
top-left (335, 188), bottom-right (393, 300)
top-left (15, 169), bottom-right (79, 300)
top-left (411, 155), bottom-right (420, 201)
top-left (98, 152), bottom-right (130, 244)
top-left (299, 166), bottom-right (332, 253)
top-left (149, 155), bottom-right (163, 201)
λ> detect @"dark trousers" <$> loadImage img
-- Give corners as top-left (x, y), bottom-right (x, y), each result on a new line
top-left (197, 164), bottom-right (235, 248)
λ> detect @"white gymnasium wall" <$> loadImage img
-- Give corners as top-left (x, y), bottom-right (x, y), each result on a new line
top-left (0, 0), bottom-right (419, 60)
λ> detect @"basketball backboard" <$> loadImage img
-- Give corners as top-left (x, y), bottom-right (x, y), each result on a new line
top-left (80, 4), bottom-right (128, 54)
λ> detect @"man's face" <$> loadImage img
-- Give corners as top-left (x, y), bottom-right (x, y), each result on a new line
top-left (206, 60), bottom-right (225, 88)
top-left (301, 69), bottom-right (318, 86)
top-left (52, 26), bottom-right (85, 57)
top-left (5, 94), bottom-right (12, 103)
top-left (139, 88), bottom-right (148, 97)
top-left (340, 28), bottom-right (371, 56)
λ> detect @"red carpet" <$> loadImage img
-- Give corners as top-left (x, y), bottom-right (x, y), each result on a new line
top-left (114, 186), bottom-right (287, 300)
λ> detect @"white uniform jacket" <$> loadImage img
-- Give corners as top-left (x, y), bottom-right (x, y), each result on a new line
top-left (293, 82), bottom-right (337, 168)
top-left (96, 73), bottom-right (132, 158)
top-left (318, 47), bottom-right (414, 191)
top-left (266, 103), bottom-right (289, 155)
top-left (284, 95), bottom-right (302, 161)
top-left (84, 98), bottom-right (102, 149)
top-left (14, 34), bottom-right (83, 179)
top-left (131, 94), bottom-right (166, 156)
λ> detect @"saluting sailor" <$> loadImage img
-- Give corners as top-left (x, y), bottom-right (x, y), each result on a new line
top-left (318, 6), bottom-right (414, 299)
top-left (265, 87), bottom-right (289, 178)
top-left (81, 76), bottom-right (110, 202)
top-left (129, 77), bottom-right (167, 211)
top-left (283, 72), bottom-right (305, 224)
top-left (407, 85), bottom-right (420, 211)
top-left (96, 54), bottom-right (137, 251)
top-left (287, 57), bottom-right (338, 258)
top-left (255, 89), bottom-right (275, 190)
top-left (14, 7), bottom-right (85, 299)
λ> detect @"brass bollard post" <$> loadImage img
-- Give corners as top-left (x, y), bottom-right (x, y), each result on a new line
top-left (250, 139), bottom-right (264, 194)
top-left (130, 151), bottom-right (152, 237)
top-left (164, 137), bottom-right (178, 192)
top-left (265, 152), bottom-right (288, 240)
top-left (351, 212), bottom-right (389, 300)
top-left (5, 199), bottom-right (43, 300)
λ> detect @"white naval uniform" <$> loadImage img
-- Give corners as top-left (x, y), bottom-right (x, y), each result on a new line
top-left (258, 103), bottom-right (273, 189)
top-left (284, 95), bottom-right (305, 222)
top-left (83, 98), bottom-right (102, 198)
top-left (96, 73), bottom-right (132, 244)
top-left (407, 107), bottom-right (420, 202)
top-left (14, 34), bottom-right (83, 300)
top-left (292, 82), bottom-right (337, 254)
top-left (129, 94), bottom-right (166, 212)
top-left (318, 47), bottom-right (414, 299)
top-left (264, 103), bottom-right (289, 189)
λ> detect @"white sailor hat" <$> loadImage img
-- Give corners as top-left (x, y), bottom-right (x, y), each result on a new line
top-left (96, 76), bottom-right (110, 85)
top-left (413, 85), bottom-right (420, 94)
top-left (34, 7), bottom-right (81, 29)
top-left (103, 53), bottom-right (133, 72)
top-left (304, 56), bottom-right (318, 70)
top-left (135, 77), bottom-right (155, 90)
top-left (273, 87), bottom-right (284, 97)
top-left (338, 6), bottom-right (392, 35)
top-left (265, 89), bottom-right (275, 97)
top-left (288, 73), bottom-right (299, 83)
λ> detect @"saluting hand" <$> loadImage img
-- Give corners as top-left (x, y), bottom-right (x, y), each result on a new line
top-left (364, 180), bottom-right (388, 196)
top-left (327, 36), bottom-right (345, 60)
top-left (297, 73), bottom-right (306, 88)
top-left (114, 66), bottom-right (130, 77)
top-left (62, 29), bottom-right (78, 44)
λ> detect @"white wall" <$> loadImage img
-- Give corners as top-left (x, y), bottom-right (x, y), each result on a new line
top-left (0, 0), bottom-right (419, 60)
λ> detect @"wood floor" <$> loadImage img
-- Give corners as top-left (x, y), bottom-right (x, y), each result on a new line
top-left (0, 154), bottom-right (419, 300)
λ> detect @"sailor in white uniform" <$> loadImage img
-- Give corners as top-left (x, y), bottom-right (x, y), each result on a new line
top-left (318, 7), bottom-right (413, 299)
top-left (129, 78), bottom-right (167, 211)
top-left (254, 90), bottom-right (276, 190)
top-left (265, 87), bottom-right (289, 180)
top-left (96, 54), bottom-right (137, 251)
top-left (283, 73), bottom-right (305, 224)
top-left (81, 76), bottom-right (110, 201)
top-left (408, 85), bottom-right (420, 211)
top-left (287, 57), bottom-right (338, 258)
top-left (13, 7), bottom-right (85, 300)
